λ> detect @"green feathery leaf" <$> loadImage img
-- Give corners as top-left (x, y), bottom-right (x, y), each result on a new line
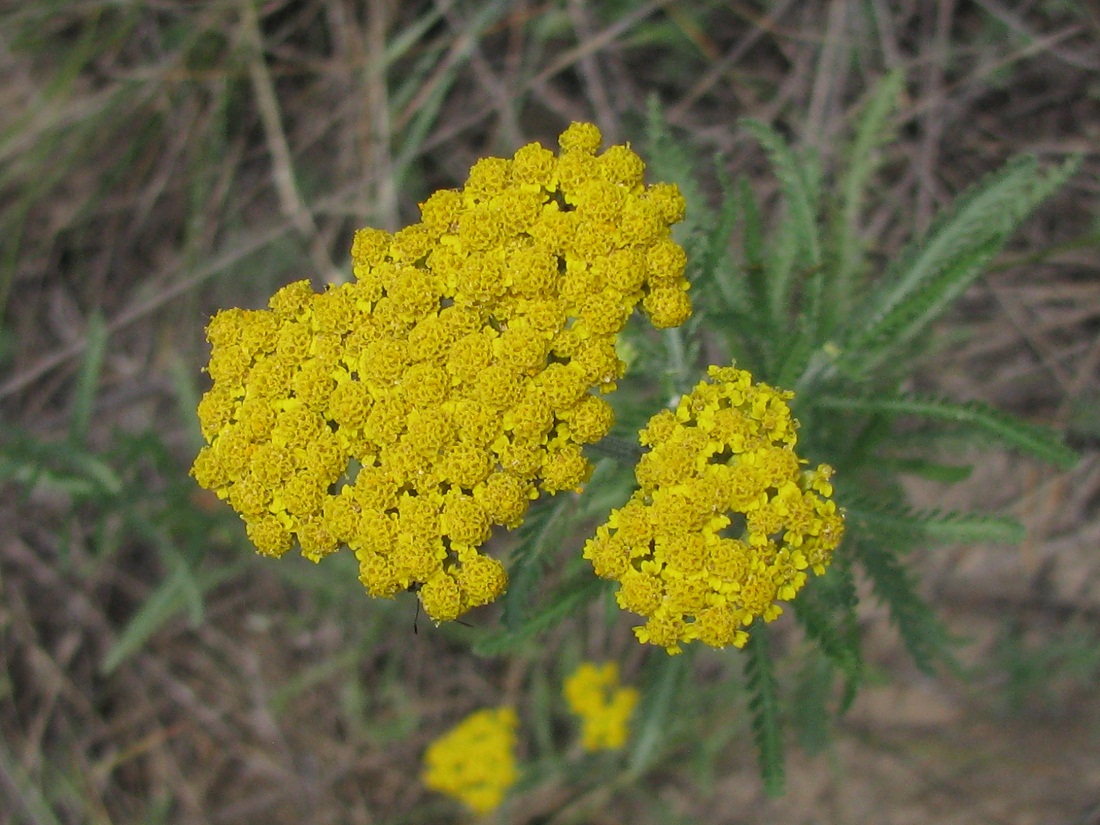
top-left (857, 539), bottom-right (953, 675)
top-left (740, 119), bottom-right (823, 339)
top-left (816, 393), bottom-right (1078, 469)
top-left (840, 154), bottom-right (1079, 376)
top-left (879, 455), bottom-right (974, 484)
top-left (825, 70), bottom-right (904, 330)
top-left (790, 653), bottom-right (834, 756)
top-left (776, 269), bottom-right (825, 388)
top-left (790, 574), bottom-right (862, 683)
top-left (628, 652), bottom-right (688, 777)
top-left (693, 165), bottom-right (745, 315)
top-left (645, 98), bottom-right (705, 239)
top-left (844, 498), bottom-right (1026, 545)
top-left (500, 496), bottom-right (575, 629)
top-left (831, 555), bottom-right (863, 714)
top-left (744, 621), bottom-right (785, 796)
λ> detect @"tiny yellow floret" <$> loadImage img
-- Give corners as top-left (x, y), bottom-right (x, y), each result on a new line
top-left (422, 707), bottom-right (520, 815)
top-left (563, 661), bottom-right (639, 751)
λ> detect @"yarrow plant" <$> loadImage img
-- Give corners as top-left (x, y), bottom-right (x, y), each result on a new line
top-left (193, 87), bottom-right (1080, 796)
top-left (421, 706), bottom-right (519, 814)
top-left (563, 661), bottom-right (640, 751)
top-left (191, 122), bottom-right (691, 623)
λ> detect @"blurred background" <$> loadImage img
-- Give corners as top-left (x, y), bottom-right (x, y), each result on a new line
top-left (1, 2), bottom-right (1099, 823)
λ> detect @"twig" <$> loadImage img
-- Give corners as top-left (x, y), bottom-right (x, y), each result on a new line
top-left (239, 0), bottom-right (342, 284)
top-left (567, 0), bottom-right (620, 143)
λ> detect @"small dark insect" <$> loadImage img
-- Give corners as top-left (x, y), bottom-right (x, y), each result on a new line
top-left (405, 582), bottom-right (472, 634)
top-left (406, 582), bottom-right (423, 635)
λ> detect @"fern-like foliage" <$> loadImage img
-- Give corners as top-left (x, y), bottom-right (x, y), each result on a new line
top-left (789, 653), bottom-right (835, 756)
top-left (856, 539), bottom-right (954, 675)
top-left (744, 621), bottom-right (785, 796)
top-left (740, 118), bottom-right (823, 332)
top-left (816, 393), bottom-right (1078, 469)
top-left (844, 497), bottom-right (1025, 546)
top-left (838, 154), bottom-right (1080, 378)
top-left (474, 569), bottom-right (603, 657)
top-left (790, 570), bottom-right (862, 685)
top-left (824, 69), bottom-right (905, 330)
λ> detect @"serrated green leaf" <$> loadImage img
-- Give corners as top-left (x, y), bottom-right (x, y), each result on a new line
top-left (825, 70), bottom-right (904, 330)
top-left (776, 270), bottom-right (825, 388)
top-left (840, 154), bottom-right (1077, 376)
top-left (857, 539), bottom-right (953, 675)
top-left (741, 118), bottom-right (822, 271)
top-left (500, 496), bottom-right (576, 629)
top-left (880, 456), bottom-right (973, 484)
top-left (645, 98), bottom-right (706, 239)
top-left (791, 575), bottom-right (862, 682)
top-left (744, 621), bottom-right (785, 796)
top-left (816, 393), bottom-right (1078, 469)
top-left (844, 498), bottom-right (1026, 545)
top-left (790, 653), bottom-right (834, 756)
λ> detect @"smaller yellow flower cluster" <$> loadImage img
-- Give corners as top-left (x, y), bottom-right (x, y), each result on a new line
top-left (191, 122), bottom-right (691, 624)
top-left (583, 365), bottom-right (845, 654)
top-left (562, 661), bottom-right (639, 751)
top-left (421, 706), bottom-right (519, 815)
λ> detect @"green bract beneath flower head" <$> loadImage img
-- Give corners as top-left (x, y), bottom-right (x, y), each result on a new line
top-left (191, 123), bottom-right (692, 622)
top-left (583, 365), bottom-right (845, 654)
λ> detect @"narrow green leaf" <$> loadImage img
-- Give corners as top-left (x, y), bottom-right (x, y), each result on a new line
top-left (694, 164), bottom-right (744, 314)
top-left (831, 556), bottom-right (862, 715)
top-left (739, 174), bottom-right (765, 271)
top-left (744, 621), bottom-right (785, 796)
top-left (474, 575), bottom-right (603, 657)
top-left (500, 496), bottom-right (575, 629)
top-left (790, 576), bottom-right (861, 682)
top-left (627, 652), bottom-right (688, 777)
top-left (858, 155), bottom-right (1037, 332)
top-left (100, 562), bottom-right (237, 674)
top-left (392, 3), bottom-right (512, 182)
top-left (843, 235), bottom-right (1004, 374)
top-left (816, 394), bottom-right (1078, 469)
top-left (68, 311), bottom-right (107, 447)
top-left (880, 456), bottom-right (973, 484)
top-left (645, 98), bottom-right (705, 239)
top-left (776, 270), bottom-right (825, 388)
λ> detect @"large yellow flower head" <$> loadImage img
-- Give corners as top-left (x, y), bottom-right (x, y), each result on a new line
top-left (422, 706), bottom-right (520, 815)
top-left (582, 365), bottom-right (845, 654)
top-left (191, 123), bottom-right (691, 623)
top-left (563, 661), bottom-right (639, 751)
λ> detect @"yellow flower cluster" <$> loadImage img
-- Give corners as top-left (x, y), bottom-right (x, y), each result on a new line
top-left (190, 122), bottom-right (691, 622)
top-left (421, 707), bottom-right (520, 815)
top-left (562, 661), bottom-right (639, 751)
top-left (583, 365), bottom-right (845, 654)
